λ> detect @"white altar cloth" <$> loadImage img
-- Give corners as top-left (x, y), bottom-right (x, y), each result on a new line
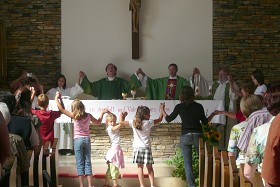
top-left (48, 100), bottom-right (225, 124)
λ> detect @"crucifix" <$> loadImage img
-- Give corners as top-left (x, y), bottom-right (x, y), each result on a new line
top-left (129, 0), bottom-right (141, 59)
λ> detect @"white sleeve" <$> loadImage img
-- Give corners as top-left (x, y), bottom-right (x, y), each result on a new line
top-left (65, 83), bottom-right (84, 99)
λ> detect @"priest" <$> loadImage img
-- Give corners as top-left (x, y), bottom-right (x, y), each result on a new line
top-left (80, 63), bottom-right (139, 100)
top-left (131, 63), bottom-right (190, 100)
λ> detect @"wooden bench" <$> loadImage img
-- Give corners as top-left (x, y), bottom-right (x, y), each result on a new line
top-left (228, 156), bottom-right (238, 187)
top-left (212, 146), bottom-right (221, 187)
top-left (221, 151), bottom-right (229, 187)
top-left (199, 138), bottom-right (205, 187)
top-left (42, 138), bottom-right (62, 187)
top-left (203, 142), bottom-right (213, 187)
top-left (239, 163), bottom-right (252, 187)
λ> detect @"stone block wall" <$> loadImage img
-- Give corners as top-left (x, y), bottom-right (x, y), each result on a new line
top-left (89, 123), bottom-right (181, 160)
top-left (0, 0), bottom-right (61, 91)
top-left (213, 0), bottom-right (280, 84)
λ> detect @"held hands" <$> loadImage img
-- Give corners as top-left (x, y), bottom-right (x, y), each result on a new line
top-left (55, 91), bottom-right (62, 101)
top-left (136, 68), bottom-right (145, 76)
top-left (79, 71), bottom-right (85, 78)
top-left (101, 108), bottom-right (110, 114)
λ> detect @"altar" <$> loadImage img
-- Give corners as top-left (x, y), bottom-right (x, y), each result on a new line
top-left (49, 100), bottom-right (225, 124)
top-left (49, 99), bottom-right (225, 158)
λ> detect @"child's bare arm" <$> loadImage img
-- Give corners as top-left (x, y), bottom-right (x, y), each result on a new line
top-left (118, 111), bottom-right (129, 126)
top-left (111, 112), bottom-right (128, 131)
top-left (154, 103), bottom-right (165, 125)
top-left (90, 108), bottom-right (110, 125)
top-left (55, 92), bottom-right (74, 118)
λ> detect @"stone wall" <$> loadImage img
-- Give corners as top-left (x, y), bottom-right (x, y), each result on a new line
top-left (90, 123), bottom-right (181, 160)
top-left (213, 0), bottom-right (280, 84)
top-left (0, 0), bottom-right (61, 91)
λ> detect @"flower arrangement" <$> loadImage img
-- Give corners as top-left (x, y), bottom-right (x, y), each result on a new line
top-left (201, 122), bottom-right (222, 146)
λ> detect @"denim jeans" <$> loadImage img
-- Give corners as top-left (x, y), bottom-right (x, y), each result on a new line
top-left (74, 136), bottom-right (92, 176)
top-left (180, 133), bottom-right (201, 187)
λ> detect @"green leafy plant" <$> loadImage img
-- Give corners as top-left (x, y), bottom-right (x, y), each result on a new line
top-left (166, 148), bottom-right (199, 186)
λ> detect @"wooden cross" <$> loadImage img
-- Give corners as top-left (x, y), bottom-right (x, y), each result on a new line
top-left (129, 0), bottom-right (141, 59)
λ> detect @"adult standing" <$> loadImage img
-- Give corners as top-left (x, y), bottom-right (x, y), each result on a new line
top-left (131, 63), bottom-right (190, 100)
top-left (161, 86), bottom-right (214, 187)
top-left (80, 63), bottom-right (135, 100)
top-left (251, 69), bottom-right (267, 96)
top-left (211, 68), bottom-right (239, 149)
top-left (260, 84), bottom-right (280, 187)
top-left (46, 74), bottom-right (84, 155)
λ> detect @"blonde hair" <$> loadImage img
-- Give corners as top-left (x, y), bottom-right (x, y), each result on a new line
top-left (71, 99), bottom-right (87, 120)
top-left (240, 95), bottom-right (262, 117)
top-left (133, 106), bottom-right (150, 130)
top-left (106, 113), bottom-right (117, 124)
top-left (37, 94), bottom-right (49, 108)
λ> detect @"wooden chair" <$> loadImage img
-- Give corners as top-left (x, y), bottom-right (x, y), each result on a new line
top-left (228, 155), bottom-right (239, 187)
top-left (239, 163), bottom-right (252, 187)
top-left (199, 138), bottom-right (205, 187)
top-left (212, 146), bottom-right (221, 187)
top-left (203, 142), bottom-right (213, 187)
top-left (220, 151), bottom-right (229, 187)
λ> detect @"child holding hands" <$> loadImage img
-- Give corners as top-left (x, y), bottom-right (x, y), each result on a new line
top-left (103, 112), bottom-right (127, 187)
top-left (55, 92), bottom-right (110, 187)
top-left (119, 103), bottom-right (165, 187)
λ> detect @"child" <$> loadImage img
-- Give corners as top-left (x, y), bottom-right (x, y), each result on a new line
top-left (55, 92), bottom-right (109, 187)
top-left (119, 104), bottom-right (164, 187)
top-left (103, 113), bottom-right (127, 187)
top-left (31, 93), bottom-right (61, 145)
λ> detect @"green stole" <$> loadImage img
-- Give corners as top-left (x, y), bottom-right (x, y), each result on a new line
top-left (212, 81), bottom-right (230, 111)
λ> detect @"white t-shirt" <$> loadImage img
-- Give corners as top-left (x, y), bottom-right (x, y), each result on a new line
top-left (254, 84), bottom-right (267, 96)
top-left (129, 119), bottom-right (154, 148)
top-left (106, 125), bottom-right (121, 146)
top-left (0, 102), bottom-right (10, 125)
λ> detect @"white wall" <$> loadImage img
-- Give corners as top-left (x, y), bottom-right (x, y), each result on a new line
top-left (62, 0), bottom-right (212, 96)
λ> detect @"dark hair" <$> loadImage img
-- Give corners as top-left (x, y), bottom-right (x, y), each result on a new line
top-left (240, 80), bottom-right (255, 95)
top-left (14, 86), bottom-right (32, 115)
top-left (56, 74), bottom-right (67, 89)
top-left (0, 91), bottom-right (16, 113)
top-left (105, 63), bottom-right (117, 72)
top-left (252, 70), bottom-right (265, 85)
top-left (168, 63), bottom-right (178, 71)
top-left (179, 86), bottom-right (194, 104)
top-left (263, 83), bottom-right (280, 116)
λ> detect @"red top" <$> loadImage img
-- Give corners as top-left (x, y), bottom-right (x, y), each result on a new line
top-left (32, 109), bottom-right (61, 145)
top-left (235, 110), bottom-right (246, 122)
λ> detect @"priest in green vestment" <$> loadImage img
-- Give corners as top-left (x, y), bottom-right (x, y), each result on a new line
top-left (130, 63), bottom-right (190, 100)
top-left (80, 63), bottom-right (140, 100)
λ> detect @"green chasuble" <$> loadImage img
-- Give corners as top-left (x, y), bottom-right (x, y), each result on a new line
top-left (81, 75), bottom-right (134, 100)
top-left (130, 74), bottom-right (190, 100)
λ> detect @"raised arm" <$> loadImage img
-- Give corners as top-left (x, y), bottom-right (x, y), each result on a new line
top-left (154, 103), bottom-right (164, 125)
top-left (119, 111), bottom-right (130, 126)
top-left (90, 108), bottom-right (110, 125)
top-left (111, 112), bottom-right (128, 131)
top-left (55, 92), bottom-right (74, 118)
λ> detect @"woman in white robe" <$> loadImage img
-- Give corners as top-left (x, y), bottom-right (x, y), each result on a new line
top-left (46, 74), bottom-right (84, 155)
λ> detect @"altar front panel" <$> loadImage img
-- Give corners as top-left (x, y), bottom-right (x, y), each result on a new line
top-left (49, 100), bottom-right (225, 124)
